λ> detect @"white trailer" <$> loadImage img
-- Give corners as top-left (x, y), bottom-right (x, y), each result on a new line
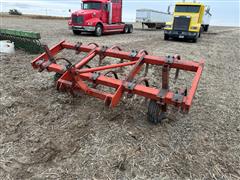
top-left (136, 9), bottom-right (173, 29)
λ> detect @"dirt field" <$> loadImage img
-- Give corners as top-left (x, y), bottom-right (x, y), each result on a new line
top-left (0, 16), bottom-right (240, 180)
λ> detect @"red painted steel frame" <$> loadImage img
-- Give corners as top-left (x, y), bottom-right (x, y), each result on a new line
top-left (32, 41), bottom-right (204, 113)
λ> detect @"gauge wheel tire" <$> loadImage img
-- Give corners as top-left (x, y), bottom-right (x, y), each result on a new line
top-left (95, 24), bottom-right (103, 37)
top-left (73, 30), bottom-right (81, 35)
top-left (123, 25), bottom-right (129, 34)
top-left (147, 100), bottom-right (166, 124)
top-left (128, 25), bottom-right (133, 33)
top-left (54, 73), bottom-right (63, 82)
top-left (164, 34), bottom-right (169, 40)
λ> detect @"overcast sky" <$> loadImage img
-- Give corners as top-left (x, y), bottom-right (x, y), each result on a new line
top-left (1, 0), bottom-right (239, 26)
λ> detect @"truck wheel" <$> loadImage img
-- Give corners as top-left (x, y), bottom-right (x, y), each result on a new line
top-left (164, 34), bottom-right (169, 40)
top-left (73, 30), bottom-right (81, 35)
top-left (95, 24), bottom-right (103, 37)
top-left (123, 25), bottom-right (129, 33)
top-left (199, 27), bottom-right (204, 38)
top-left (204, 25), bottom-right (209, 32)
top-left (192, 36), bottom-right (198, 43)
top-left (128, 25), bottom-right (133, 33)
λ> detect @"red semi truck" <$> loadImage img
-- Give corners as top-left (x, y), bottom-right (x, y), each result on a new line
top-left (68, 0), bottom-right (133, 36)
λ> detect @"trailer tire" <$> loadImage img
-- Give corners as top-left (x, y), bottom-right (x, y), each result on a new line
top-left (95, 24), bottom-right (103, 37)
top-left (164, 34), bottom-right (169, 40)
top-left (73, 30), bottom-right (81, 35)
top-left (123, 25), bottom-right (129, 33)
top-left (128, 25), bottom-right (133, 33)
top-left (147, 100), bottom-right (166, 124)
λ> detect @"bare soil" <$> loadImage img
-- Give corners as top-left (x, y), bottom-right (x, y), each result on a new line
top-left (0, 16), bottom-right (240, 180)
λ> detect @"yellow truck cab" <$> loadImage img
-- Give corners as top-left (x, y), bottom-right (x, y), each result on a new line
top-left (164, 2), bottom-right (210, 42)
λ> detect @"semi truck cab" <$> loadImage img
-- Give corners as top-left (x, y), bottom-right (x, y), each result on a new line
top-left (164, 2), bottom-right (210, 42)
top-left (68, 0), bottom-right (133, 36)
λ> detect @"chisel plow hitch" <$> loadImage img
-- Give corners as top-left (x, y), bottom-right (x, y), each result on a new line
top-left (32, 41), bottom-right (204, 123)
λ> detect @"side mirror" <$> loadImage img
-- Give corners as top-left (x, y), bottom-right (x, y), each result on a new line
top-left (81, 3), bottom-right (83, 9)
top-left (167, 5), bottom-right (170, 14)
top-left (103, 3), bottom-right (109, 12)
top-left (206, 7), bottom-right (210, 13)
top-left (205, 6), bottom-right (211, 15)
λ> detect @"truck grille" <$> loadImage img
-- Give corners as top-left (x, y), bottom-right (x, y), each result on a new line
top-left (72, 15), bottom-right (83, 24)
top-left (173, 16), bottom-right (190, 31)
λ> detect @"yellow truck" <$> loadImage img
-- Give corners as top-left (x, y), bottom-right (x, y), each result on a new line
top-left (164, 2), bottom-right (211, 42)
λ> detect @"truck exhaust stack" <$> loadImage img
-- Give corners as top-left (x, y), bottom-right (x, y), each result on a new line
top-left (108, 2), bottom-right (112, 24)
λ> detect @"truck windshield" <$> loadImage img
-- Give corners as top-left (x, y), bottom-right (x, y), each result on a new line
top-left (175, 5), bottom-right (200, 13)
top-left (83, 2), bottom-right (101, 10)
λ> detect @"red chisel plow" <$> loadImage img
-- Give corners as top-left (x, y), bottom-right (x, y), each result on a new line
top-left (32, 41), bottom-right (204, 123)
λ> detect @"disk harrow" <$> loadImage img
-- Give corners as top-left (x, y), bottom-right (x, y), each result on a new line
top-left (31, 41), bottom-right (204, 123)
top-left (0, 29), bottom-right (44, 54)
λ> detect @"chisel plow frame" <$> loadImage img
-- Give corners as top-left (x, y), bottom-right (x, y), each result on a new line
top-left (31, 41), bottom-right (204, 123)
